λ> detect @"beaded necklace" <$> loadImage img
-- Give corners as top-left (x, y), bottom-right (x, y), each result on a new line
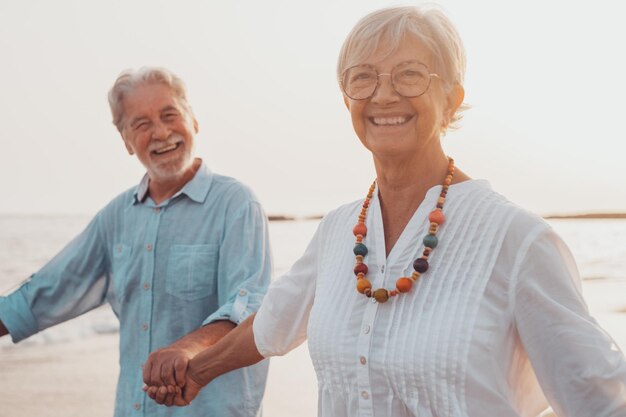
top-left (353, 157), bottom-right (455, 303)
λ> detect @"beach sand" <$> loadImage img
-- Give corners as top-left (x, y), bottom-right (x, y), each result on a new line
top-left (0, 279), bottom-right (624, 417)
top-left (0, 333), bottom-right (318, 417)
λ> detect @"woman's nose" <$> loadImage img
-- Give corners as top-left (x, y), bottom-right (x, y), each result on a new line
top-left (371, 74), bottom-right (400, 104)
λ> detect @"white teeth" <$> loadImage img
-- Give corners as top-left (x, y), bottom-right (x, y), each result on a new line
top-left (372, 116), bottom-right (408, 126)
top-left (154, 144), bottom-right (178, 154)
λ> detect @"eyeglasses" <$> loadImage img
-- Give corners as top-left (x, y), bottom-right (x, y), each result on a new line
top-left (341, 60), bottom-right (439, 100)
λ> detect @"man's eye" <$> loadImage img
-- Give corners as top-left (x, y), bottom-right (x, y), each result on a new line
top-left (135, 122), bottom-right (149, 131)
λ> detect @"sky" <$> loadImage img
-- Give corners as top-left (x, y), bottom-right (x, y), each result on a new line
top-left (1, 0), bottom-right (625, 217)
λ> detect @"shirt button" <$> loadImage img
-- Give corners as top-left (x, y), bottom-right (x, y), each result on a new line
top-left (361, 391), bottom-right (369, 400)
top-left (239, 289), bottom-right (247, 296)
top-left (154, 207), bottom-right (161, 213)
top-left (360, 356), bottom-right (367, 365)
top-left (142, 323), bottom-right (149, 331)
top-left (363, 325), bottom-right (371, 334)
top-left (146, 244), bottom-right (153, 251)
top-left (117, 244), bottom-right (123, 252)
top-left (143, 282), bottom-right (150, 290)
top-left (381, 265), bottom-right (385, 273)
top-left (133, 403), bottom-right (141, 410)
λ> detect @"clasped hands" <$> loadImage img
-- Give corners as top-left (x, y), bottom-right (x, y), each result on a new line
top-left (142, 346), bottom-right (203, 407)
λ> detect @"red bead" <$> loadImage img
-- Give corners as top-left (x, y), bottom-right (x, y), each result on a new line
top-left (353, 223), bottom-right (367, 237)
top-left (354, 263), bottom-right (368, 275)
top-left (428, 209), bottom-right (445, 225)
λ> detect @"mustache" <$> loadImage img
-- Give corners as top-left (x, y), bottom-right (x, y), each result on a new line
top-left (148, 133), bottom-right (185, 153)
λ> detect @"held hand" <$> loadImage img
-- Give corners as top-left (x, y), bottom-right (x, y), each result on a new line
top-left (143, 360), bottom-right (205, 406)
top-left (144, 384), bottom-right (189, 407)
top-left (143, 346), bottom-right (193, 389)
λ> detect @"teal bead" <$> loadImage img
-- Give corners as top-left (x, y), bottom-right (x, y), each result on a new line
top-left (354, 243), bottom-right (368, 256)
top-left (423, 234), bottom-right (438, 249)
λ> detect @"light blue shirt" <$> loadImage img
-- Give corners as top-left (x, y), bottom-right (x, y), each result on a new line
top-left (0, 162), bottom-right (271, 417)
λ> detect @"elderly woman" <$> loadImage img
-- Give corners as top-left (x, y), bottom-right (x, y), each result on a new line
top-left (145, 6), bottom-right (626, 416)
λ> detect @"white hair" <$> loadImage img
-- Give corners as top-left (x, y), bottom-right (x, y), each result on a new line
top-left (108, 66), bottom-right (194, 133)
top-left (337, 5), bottom-right (468, 127)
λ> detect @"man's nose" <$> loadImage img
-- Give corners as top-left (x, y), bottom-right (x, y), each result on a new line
top-left (151, 120), bottom-right (171, 140)
top-left (371, 73), bottom-right (400, 104)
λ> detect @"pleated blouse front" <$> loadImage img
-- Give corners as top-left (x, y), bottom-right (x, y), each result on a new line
top-left (254, 180), bottom-right (626, 417)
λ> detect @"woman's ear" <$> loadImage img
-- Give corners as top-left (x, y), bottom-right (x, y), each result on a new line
top-left (441, 84), bottom-right (465, 131)
top-left (447, 84), bottom-right (465, 116)
top-left (343, 95), bottom-right (351, 111)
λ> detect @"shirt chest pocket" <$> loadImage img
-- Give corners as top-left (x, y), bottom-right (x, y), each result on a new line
top-left (166, 244), bottom-right (218, 301)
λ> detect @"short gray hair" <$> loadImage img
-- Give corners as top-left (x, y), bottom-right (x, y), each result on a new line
top-left (108, 66), bottom-right (193, 133)
top-left (337, 5), bottom-right (468, 128)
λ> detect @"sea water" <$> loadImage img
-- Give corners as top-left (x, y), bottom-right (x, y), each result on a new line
top-left (0, 214), bottom-right (625, 347)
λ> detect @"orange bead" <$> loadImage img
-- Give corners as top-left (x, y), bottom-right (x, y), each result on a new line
top-left (429, 209), bottom-right (445, 225)
top-left (353, 223), bottom-right (367, 237)
top-left (396, 277), bottom-right (413, 293)
top-left (357, 279), bottom-right (372, 294)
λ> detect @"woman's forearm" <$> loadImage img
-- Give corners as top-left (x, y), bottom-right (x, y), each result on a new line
top-left (187, 313), bottom-right (265, 387)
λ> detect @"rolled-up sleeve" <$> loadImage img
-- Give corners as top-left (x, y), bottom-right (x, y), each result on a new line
top-left (0, 213), bottom-right (109, 343)
top-left (513, 228), bottom-right (626, 416)
top-left (203, 200), bottom-right (271, 326)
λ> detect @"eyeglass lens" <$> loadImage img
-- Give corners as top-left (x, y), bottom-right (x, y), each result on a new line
top-left (342, 61), bottom-right (432, 100)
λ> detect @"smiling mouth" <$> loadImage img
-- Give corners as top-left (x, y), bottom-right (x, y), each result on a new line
top-left (369, 115), bottom-right (413, 126)
top-left (152, 142), bottom-right (181, 155)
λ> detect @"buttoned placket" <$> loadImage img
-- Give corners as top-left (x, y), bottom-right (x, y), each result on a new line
top-left (354, 192), bottom-right (388, 416)
top-left (136, 204), bottom-right (163, 414)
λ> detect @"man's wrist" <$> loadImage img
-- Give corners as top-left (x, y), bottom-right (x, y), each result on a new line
top-left (0, 320), bottom-right (9, 337)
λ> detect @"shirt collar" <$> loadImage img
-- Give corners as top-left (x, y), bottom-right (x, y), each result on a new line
top-left (133, 160), bottom-right (213, 205)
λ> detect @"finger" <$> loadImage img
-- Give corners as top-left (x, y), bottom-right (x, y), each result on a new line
top-left (164, 386), bottom-right (176, 407)
top-left (182, 379), bottom-right (200, 405)
top-left (151, 359), bottom-right (165, 387)
top-left (161, 359), bottom-right (179, 387)
top-left (146, 386), bottom-right (159, 400)
top-left (142, 357), bottom-right (153, 385)
top-left (173, 356), bottom-right (188, 387)
top-left (155, 386), bottom-right (168, 404)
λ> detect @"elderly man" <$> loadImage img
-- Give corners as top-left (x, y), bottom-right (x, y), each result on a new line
top-left (0, 67), bottom-right (270, 417)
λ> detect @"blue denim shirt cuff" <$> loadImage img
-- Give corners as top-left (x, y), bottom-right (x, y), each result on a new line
top-left (0, 292), bottom-right (39, 343)
top-left (202, 288), bottom-right (253, 326)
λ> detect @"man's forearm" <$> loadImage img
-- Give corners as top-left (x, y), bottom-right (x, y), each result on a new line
top-left (187, 314), bottom-right (264, 388)
top-left (0, 320), bottom-right (9, 337)
top-left (171, 320), bottom-right (236, 355)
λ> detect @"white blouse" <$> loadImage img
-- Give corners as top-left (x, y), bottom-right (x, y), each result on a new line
top-left (254, 180), bottom-right (626, 417)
